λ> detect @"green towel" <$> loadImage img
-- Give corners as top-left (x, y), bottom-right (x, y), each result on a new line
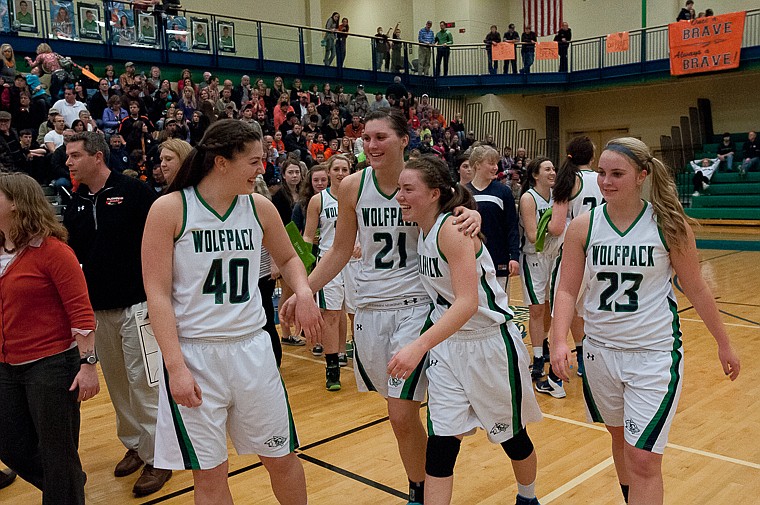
top-left (285, 221), bottom-right (316, 273)
top-left (535, 208), bottom-right (552, 252)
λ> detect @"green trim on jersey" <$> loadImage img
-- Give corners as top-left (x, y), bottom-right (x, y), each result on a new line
top-left (175, 189), bottom-right (188, 242)
top-left (584, 207), bottom-right (595, 253)
top-left (521, 255), bottom-right (540, 305)
top-left (357, 169), bottom-right (367, 200)
top-left (533, 187), bottom-right (551, 206)
top-left (434, 212), bottom-right (453, 263)
top-left (426, 404), bottom-right (435, 436)
top-left (353, 340), bottom-right (376, 392)
top-left (279, 377), bottom-right (300, 452)
top-left (581, 368), bottom-right (604, 423)
top-left (480, 268), bottom-right (513, 322)
top-left (657, 224), bottom-right (669, 252)
top-left (372, 168), bottom-right (398, 200)
top-left (163, 365), bottom-right (200, 470)
top-left (249, 195), bottom-right (263, 231)
top-left (549, 245), bottom-right (562, 312)
top-left (635, 297), bottom-right (682, 450)
top-left (194, 186), bottom-right (237, 222)
top-left (475, 242), bottom-right (484, 259)
top-left (603, 200), bottom-right (648, 237)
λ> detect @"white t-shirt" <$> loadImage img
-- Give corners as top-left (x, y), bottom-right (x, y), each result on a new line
top-left (44, 130), bottom-right (64, 149)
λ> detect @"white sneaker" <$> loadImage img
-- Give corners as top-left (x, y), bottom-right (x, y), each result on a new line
top-left (702, 182), bottom-right (710, 191)
top-left (692, 191), bottom-right (700, 197)
top-left (535, 377), bottom-right (566, 399)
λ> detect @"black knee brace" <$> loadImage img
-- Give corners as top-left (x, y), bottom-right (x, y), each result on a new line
top-left (501, 428), bottom-right (534, 461)
top-left (425, 436), bottom-right (461, 478)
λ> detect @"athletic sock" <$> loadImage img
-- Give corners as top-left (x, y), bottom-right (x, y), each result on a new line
top-left (532, 347), bottom-right (543, 359)
top-left (620, 483), bottom-right (629, 503)
top-left (548, 367), bottom-right (560, 383)
top-left (409, 480), bottom-right (424, 503)
top-left (575, 343), bottom-right (583, 355)
top-left (325, 353), bottom-right (339, 368)
top-left (517, 480), bottom-right (536, 499)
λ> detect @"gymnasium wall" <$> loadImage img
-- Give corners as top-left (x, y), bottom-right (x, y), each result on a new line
top-left (465, 70), bottom-right (760, 153)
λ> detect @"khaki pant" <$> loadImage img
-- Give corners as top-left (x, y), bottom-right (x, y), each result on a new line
top-left (419, 46), bottom-right (432, 75)
top-left (96, 301), bottom-right (159, 465)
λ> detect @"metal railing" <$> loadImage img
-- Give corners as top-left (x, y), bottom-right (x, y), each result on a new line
top-left (3, 3), bottom-right (758, 79)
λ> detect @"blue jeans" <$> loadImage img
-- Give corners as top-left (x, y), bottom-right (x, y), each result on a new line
top-left (522, 51), bottom-right (535, 73)
top-left (0, 348), bottom-right (85, 505)
top-left (323, 35), bottom-right (336, 66)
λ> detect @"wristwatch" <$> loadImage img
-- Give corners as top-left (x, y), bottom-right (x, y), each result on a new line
top-left (80, 353), bottom-right (98, 365)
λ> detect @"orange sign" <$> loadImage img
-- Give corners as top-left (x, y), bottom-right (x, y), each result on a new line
top-left (668, 11), bottom-right (746, 76)
top-left (536, 41), bottom-right (558, 60)
top-left (606, 32), bottom-right (629, 53)
top-left (492, 42), bottom-right (515, 61)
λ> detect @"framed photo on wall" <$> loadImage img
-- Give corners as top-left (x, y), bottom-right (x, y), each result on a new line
top-left (109, 3), bottom-right (135, 46)
top-left (137, 11), bottom-right (156, 45)
top-left (217, 21), bottom-right (235, 53)
top-left (78, 3), bottom-right (100, 40)
top-left (190, 17), bottom-right (209, 51)
top-left (11, 0), bottom-right (37, 33)
top-left (50, 0), bottom-right (76, 39)
top-left (166, 14), bottom-right (188, 51)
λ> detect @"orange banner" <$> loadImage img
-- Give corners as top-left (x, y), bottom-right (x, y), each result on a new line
top-left (668, 11), bottom-right (746, 76)
top-left (492, 42), bottom-right (515, 61)
top-left (536, 41), bottom-right (558, 60)
top-left (606, 32), bottom-right (629, 53)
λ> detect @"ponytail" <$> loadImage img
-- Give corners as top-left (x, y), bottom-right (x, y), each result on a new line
top-left (554, 135), bottom-right (595, 203)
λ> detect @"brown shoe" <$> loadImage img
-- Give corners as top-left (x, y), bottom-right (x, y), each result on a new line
top-left (132, 465), bottom-right (172, 497)
top-left (114, 449), bottom-right (143, 477)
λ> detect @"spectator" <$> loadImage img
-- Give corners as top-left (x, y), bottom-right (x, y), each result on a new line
top-left (324, 12), bottom-right (340, 66)
top-left (108, 133), bottom-right (130, 173)
top-left (740, 130), bottom-right (759, 175)
top-left (502, 23), bottom-right (520, 74)
top-left (466, 145), bottom-right (520, 289)
top-left (690, 157), bottom-right (720, 196)
top-left (103, 64), bottom-right (120, 94)
top-left (284, 122), bottom-right (311, 164)
top-left (554, 21), bottom-right (572, 72)
top-left (188, 110), bottom-right (210, 146)
top-left (386, 75), bottom-right (408, 103)
top-left (435, 21), bottom-right (453, 77)
top-left (455, 153), bottom-right (473, 184)
top-left (521, 25), bottom-right (537, 74)
top-left (369, 93), bottom-right (390, 112)
top-left (119, 62), bottom-right (137, 90)
top-left (0, 111), bottom-right (24, 171)
top-left (87, 79), bottom-right (112, 126)
top-left (373, 26), bottom-right (391, 72)
top-left (337, 17), bottom-right (350, 68)
top-left (293, 92), bottom-right (310, 121)
top-left (119, 100), bottom-right (154, 140)
top-left (0, 172), bottom-right (99, 505)
top-left (344, 114), bottom-right (364, 139)
top-left (24, 43), bottom-right (61, 94)
top-left (231, 74), bottom-right (251, 108)
top-left (102, 95), bottom-right (128, 136)
top-left (391, 24), bottom-right (403, 73)
top-left (484, 25), bottom-right (502, 75)
top-left (418, 21), bottom-right (435, 75)
top-left (677, 0), bottom-right (695, 21)
top-left (17, 128), bottom-right (47, 181)
top-left (44, 114), bottom-right (67, 152)
top-left (0, 44), bottom-right (17, 79)
top-left (63, 132), bottom-right (172, 497)
top-left (52, 86), bottom-right (88, 128)
top-left (350, 84), bottom-right (369, 118)
top-left (716, 132), bottom-right (736, 170)
top-left (323, 115), bottom-right (344, 143)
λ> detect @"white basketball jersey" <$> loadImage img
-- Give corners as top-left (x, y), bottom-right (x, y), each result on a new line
top-left (583, 202), bottom-right (680, 351)
top-left (520, 188), bottom-right (558, 255)
top-left (419, 213), bottom-right (513, 331)
top-left (569, 170), bottom-right (604, 220)
top-left (318, 187), bottom-right (339, 257)
top-left (172, 187), bottom-right (266, 339)
top-left (355, 168), bottom-right (429, 306)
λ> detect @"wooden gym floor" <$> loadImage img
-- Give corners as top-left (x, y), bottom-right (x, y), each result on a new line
top-left (4, 243), bottom-right (759, 504)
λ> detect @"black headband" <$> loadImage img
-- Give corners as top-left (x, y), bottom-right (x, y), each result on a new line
top-left (604, 143), bottom-right (651, 170)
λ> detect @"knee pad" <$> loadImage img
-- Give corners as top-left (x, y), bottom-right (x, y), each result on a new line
top-left (425, 436), bottom-right (461, 478)
top-left (501, 428), bottom-right (534, 461)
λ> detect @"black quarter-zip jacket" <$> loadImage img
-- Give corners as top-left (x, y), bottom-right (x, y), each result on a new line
top-left (64, 170), bottom-right (157, 311)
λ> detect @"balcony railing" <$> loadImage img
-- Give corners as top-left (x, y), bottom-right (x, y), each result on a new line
top-left (2, 2), bottom-right (758, 83)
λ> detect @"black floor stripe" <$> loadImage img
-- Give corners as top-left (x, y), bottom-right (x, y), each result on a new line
top-left (717, 300), bottom-right (760, 308)
top-left (678, 305), bottom-right (694, 313)
top-left (699, 250), bottom-right (743, 263)
top-left (718, 309), bottom-right (760, 326)
top-left (298, 453), bottom-right (408, 499)
top-left (298, 415), bottom-right (390, 451)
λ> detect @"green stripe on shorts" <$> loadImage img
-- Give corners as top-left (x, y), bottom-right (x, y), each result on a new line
top-left (318, 289), bottom-right (326, 310)
top-left (581, 370), bottom-right (604, 423)
top-left (280, 377), bottom-right (299, 451)
top-left (353, 340), bottom-right (376, 392)
top-left (522, 255), bottom-right (540, 305)
top-left (163, 365), bottom-right (200, 470)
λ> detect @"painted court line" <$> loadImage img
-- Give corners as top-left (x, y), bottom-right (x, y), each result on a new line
top-left (283, 351), bottom-right (326, 365)
top-left (544, 413), bottom-right (760, 469)
top-left (680, 317), bottom-right (760, 330)
top-left (540, 457), bottom-right (614, 504)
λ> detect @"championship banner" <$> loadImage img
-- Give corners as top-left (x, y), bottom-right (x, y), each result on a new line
top-left (536, 41), bottom-right (558, 60)
top-left (669, 11), bottom-right (746, 76)
top-left (492, 41), bottom-right (516, 61)
top-left (606, 31), bottom-right (629, 53)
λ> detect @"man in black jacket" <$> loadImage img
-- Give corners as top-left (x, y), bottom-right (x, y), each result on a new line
top-left (63, 132), bottom-right (171, 498)
top-left (740, 130), bottom-right (759, 175)
top-left (283, 122), bottom-right (312, 165)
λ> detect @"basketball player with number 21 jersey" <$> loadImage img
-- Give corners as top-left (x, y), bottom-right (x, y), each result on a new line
top-left (550, 137), bottom-right (739, 505)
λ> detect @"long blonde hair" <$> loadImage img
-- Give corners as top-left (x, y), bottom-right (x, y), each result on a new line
top-left (0, 173), bottom-right (67, 251)
top-left (0, 44), bottom-right (15, 68)
top-left (603, 137), bottom-right (694, 250)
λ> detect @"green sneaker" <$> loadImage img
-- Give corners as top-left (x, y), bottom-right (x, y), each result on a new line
top-left (326, 366), bottom-right (341, 391)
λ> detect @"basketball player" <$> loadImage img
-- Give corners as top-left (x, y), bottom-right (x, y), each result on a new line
top-left (280, 108), bottom-right (480, 505)
top-left (551, 137), bottom-right (740, 505)
top-left (389, 155), bottom-right (542, 505)
top-left (544, 136), bottom-right (602, 391)
top-left (517, 158), bottom-right (560, 393)
top-left (303, 155), bottom-right (352, 390)
top-left (142, 120), bottom-right (322, 505)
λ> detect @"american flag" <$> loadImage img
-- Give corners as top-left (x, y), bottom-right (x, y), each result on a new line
top-left (523, 0), bottom-right (563, 37)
